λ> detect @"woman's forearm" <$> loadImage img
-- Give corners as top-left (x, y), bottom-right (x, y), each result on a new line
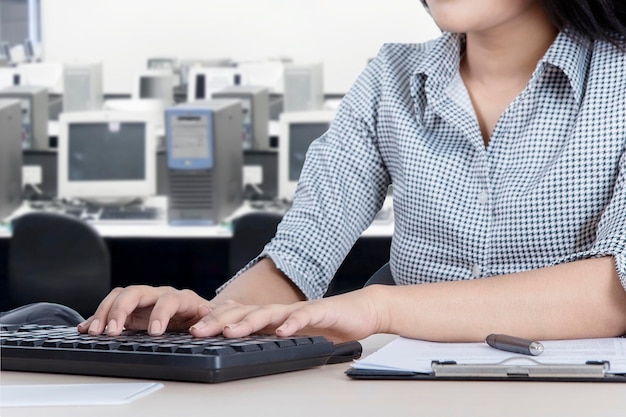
top-left (213, 258), bottom-right (306, 306)
top-left (374, 256), bottom-right (626, 342)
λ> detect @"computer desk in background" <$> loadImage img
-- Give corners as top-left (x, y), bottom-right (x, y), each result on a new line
top-left (2, 334), bottom-right (626, 417)
top-left (0, 197), bottom-right (394, 239)
top-left (0, 197), bottom-right (393, 311)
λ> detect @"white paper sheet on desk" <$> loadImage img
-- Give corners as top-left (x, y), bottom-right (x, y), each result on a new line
top-left (0, 382), bottom-right (164, 407)
top-left (352, 337), bottom-right (626, 374)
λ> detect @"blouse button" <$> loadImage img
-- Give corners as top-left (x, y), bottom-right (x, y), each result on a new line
top-left (472, 264), bottom-right (482, 278)
top-left (478, 190), bottom-right (489, 205)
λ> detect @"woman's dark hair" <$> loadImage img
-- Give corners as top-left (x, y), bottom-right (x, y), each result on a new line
top-left (419, 0), bottom-right (626, 45)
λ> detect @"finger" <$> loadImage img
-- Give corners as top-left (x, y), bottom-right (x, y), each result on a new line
top-left (222, 304), bottom-right (297, 338)
top-left (275, 306), bottom-right (321, 337)
top-left (189, 301), bottom-right (258, 337)
top-left (196, 303), bottom-right (213, 317)
top-left (146, 289), bottom-right (202, 335)
top-left (105, 285), bottom-right (163, 336)
top-left (79, 287), bottom-right (128, 335)
top-left (76, 315), bottom-right (94, 333)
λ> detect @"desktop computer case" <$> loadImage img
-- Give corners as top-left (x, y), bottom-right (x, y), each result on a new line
top-left (213, 86), bottom-right (270, 151)
top-left (0, 100), bottom-right (23, 219)
top-left (167, 100), bottom-right (243, 225)
top-left (0, 85), bottom-right (48, 150)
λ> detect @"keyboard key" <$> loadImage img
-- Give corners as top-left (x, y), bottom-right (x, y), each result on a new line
top-left (155, 344), bottom-right (179, 353)
top-left (94, 342), bottom-right (122, 350)
top-left (230, 343), bottom-right (262, 352)
top-left (202, 346), bottom-right (237, 356)
top-left (136, 343), bottom-right (159, 352)
top-left (19, 339), bottom-right (45, 347)
top-left (118, 343), bottom-right (139, 351)
top-left (76, 341), bottom-right (97, 350)
top-left (174, 345), bottom-right (204, 354)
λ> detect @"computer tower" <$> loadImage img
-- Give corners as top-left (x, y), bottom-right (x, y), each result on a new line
top-left (283, 62), bottom-right (324, 112)
top-left (63, 63), bottom-right (103, 112)
top-left (165, 99), bottom-right (243, 225)
top-left (0, 99), bottom-right (23, 219)
top-left (213, 86), bottom-right (270, 150)
top-left (0, 85), bottom-right (48, 149)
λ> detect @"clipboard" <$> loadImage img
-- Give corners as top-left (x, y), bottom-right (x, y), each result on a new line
top-left (346, 336), bottom-right (626, 382)
top-left (347, 359), bottom-right (626, 382)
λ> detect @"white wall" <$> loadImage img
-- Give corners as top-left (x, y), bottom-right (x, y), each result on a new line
top-left (41, 0), bottom-right (441, 94)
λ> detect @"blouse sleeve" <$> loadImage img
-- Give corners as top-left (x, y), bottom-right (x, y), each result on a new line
top-left (555, 149), bottom-right (626, 292)
top-left (218, 53), bottom-right (392, 299)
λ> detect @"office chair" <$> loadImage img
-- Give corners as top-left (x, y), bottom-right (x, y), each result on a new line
top-left (228, 211), bottom-right (284, 277)
top-left (7, 211), bottom-right (111, 318)
top-left (363, 262), bottom-right (395, 286)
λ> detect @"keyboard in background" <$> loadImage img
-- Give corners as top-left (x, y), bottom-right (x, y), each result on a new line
top-left (57, 204), bottom-right (165, 222)
top-left (249, 196), bottom-right (394, 226)
top-left (98, 205), bottom-right (163, 221)
top-left (0, 325), bottom-right (361, 383)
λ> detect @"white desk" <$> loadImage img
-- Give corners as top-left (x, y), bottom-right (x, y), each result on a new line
top-left (2, 334), bottom-right (626, 417)
top-left (0, 197), bottom-right (394, 239)
top-left (0, 197), bottom-right (234, 239)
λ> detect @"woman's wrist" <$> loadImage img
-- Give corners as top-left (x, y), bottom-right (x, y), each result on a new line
top-left (362, 284), bottom-right (394, 335)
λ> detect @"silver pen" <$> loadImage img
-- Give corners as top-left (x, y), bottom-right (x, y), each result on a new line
top-left (485, 334), bottom-right (544, 356)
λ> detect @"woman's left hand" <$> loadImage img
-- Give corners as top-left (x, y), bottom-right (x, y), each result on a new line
top-left (188, 286), bottom-right (386, 343)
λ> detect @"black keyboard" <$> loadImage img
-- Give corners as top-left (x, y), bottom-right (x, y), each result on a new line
top-left (0, 325), bottom-right (361, 383)
top-left (98, 206), bottom-right (162, 221)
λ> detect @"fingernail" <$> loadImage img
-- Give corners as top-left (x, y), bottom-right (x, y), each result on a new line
top-left (224, 323), bottom-right (238, 331)
top-left (149, 320), bottom-right (161, 335)
top-left (190, 321), bottom-right (206, 332)
top-left (107, 319), bottom-right (117, 334)
top-left (88, 319), bottom-right (100, 334)
top-left (77, 320), bottom-right (88, 329)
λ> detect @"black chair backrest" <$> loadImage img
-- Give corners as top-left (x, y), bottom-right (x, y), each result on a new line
top-left (363, 262), bottom-right (395, 286)
top-left (228, 211), bottom-right (283, 277)
top-left (8, 211), bottom-right (111, 318)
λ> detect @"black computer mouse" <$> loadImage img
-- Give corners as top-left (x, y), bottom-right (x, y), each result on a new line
top-left (0, 302), bottom-right (85, 327)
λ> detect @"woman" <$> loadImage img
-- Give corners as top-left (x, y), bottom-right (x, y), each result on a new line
top-left (81, 0), bottom-right (626, 343)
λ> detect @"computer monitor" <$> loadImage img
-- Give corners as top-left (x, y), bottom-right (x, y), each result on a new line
top-left (0, 67), bottom-right (20, 89)
top-left (57, 111), bottom-right (157, 205)
top-left (278, 110), bottom-right (336, 200)
top-left (103, 98), bottom-right (165, 140)
top-left (178, 58), bottom-right (234, 86)
top-left (147, 57), bottom-right (177, 71)
top-left (186, 66), bottom-right (246, 102)
top-left (0, 99), bottom-right (23, 219)
top-left (133, 70), bottom-right (174, 105)
top-left (0, 42), bottom-right (11, 61)
top-left (237, 60), bottom-right (287, 93)
top-left (16, 62), bottom-right (64, 94)
top-left (283, 62), bottom-right (324, 112)
top-left (23, 39), bottom-right (35, 62)
top-left (63, 62), bottom-right (104, 112)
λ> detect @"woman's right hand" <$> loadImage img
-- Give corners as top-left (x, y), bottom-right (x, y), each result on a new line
top-left (77, 285), bottom-right (213, 336)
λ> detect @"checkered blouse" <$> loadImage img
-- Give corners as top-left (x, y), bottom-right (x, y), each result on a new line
top-left (230, 28), bottom-right (626, 300)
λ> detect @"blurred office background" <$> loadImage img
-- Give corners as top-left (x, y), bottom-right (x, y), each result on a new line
top-left (2, 0), bottom-right (440, 95)
top-left (0, 0), bottom-right (442, 309)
